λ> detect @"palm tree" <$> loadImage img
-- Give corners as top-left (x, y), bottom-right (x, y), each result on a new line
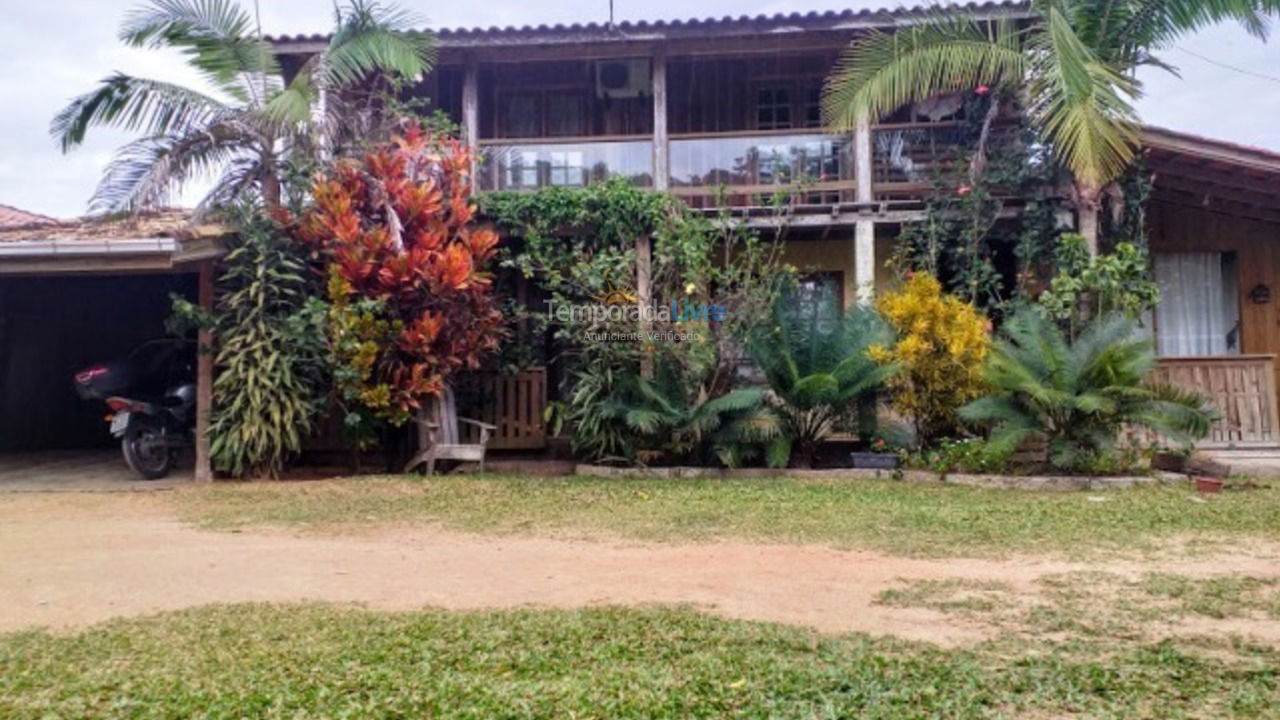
top-left (52, 0), bottom-right (434, 214)
top-left (823, 0), bottom-right (1280, 251)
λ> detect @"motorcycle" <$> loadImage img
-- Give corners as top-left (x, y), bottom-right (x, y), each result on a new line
top-left (103, 385), bottom-right (196, 479)
top-left (74, 340), bottom-right (196, 480)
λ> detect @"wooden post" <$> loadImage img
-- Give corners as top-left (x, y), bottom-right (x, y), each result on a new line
top-left (854, 111), bottom-right (873, 205)
top-left (637, 234), bottom-right (653, 377)
top-left (462, 58), bottom-right (480, 180)
top-left (855, 220), bottom-right (875, 306)
top-left (651, 48), bottom-right (669, 191)
top-left (194, 261), bottom-right (214, 482)
top-left (853, 111), bottom-right (876, 305)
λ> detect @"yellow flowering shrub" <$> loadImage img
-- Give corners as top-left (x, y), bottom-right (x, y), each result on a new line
top-left (870, 273), bottom-right (991, 443)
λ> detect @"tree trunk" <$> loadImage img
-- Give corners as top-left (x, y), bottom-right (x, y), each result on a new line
top-left (261, 168), bottom-right (282, 212)
top-left (1075, 182), bottom-right (1100, 256)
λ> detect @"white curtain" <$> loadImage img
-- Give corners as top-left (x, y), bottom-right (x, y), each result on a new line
top-left (1154, 253), bottom-right (1238, 357)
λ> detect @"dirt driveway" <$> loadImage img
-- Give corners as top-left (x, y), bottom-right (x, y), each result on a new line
top-left (2, 492), bottom-right (1278, 646)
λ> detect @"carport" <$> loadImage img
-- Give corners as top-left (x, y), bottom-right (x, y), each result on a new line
top-left (0, 212), bottom-right (227, 485)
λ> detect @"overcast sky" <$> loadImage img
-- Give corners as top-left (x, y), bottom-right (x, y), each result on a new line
top-left (2, 1), bottom-right (1278, 218)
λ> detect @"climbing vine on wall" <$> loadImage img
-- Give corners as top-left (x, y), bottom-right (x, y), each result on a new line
top-left (890, 89), bottom-right (1066, 310)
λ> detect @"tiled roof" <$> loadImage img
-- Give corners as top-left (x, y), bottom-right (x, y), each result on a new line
top-left (0, 210), bottom-right (206, 244)
top-left (268, 2), bottom-right (1030, 45)
top-left (0, 204), bottom-right (56, 229)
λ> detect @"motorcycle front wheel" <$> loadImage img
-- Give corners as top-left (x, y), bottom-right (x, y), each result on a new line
top-left (122, 425), bottom-right (174, 480)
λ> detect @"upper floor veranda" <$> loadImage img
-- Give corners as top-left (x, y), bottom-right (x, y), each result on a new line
top-left (270, 3), bottom-right (1034, 218)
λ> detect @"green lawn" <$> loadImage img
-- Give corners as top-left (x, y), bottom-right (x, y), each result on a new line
top-left (174, 474), bottom-right (1280, 557)
top-left (3, 604), bottom-right (1278, 719)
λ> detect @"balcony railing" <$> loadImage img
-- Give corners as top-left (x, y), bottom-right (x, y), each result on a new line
top-left (872, 121), bottom-right (967, 197)
top-left (477, 137), bottom-right (654, 191)
top-left (475, 124), bottom-right (983, 207)
top-left (669, 130), bottom-right (855, 208)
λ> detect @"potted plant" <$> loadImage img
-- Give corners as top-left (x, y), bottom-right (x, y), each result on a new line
top-left (851, 437), bottom-right (900, 469)
top-left (1194, 476), bottom-right (1224, 494)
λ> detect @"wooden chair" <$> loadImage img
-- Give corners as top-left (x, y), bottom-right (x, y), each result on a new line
top-left (404, 386), bottom-right (497, 474)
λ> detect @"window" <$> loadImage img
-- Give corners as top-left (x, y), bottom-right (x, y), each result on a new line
top-left (1153, 252), bottom-right (1240, 357)
top-left (500, 94), bottom-right (540, 138)
top-left (503, 150), bottom-right (539, 189)
top-left (548, 151), bottom-right (585, 187)
top-left (545, 92), bottom-right (584, 137)
top-left (756, 87), bottom-right (793, 130)
top-left (498, 91), bottom-right (587, 138)
top-left (788, 272), bottom-right (844, 335)
top-left (803, 85), bottom-right (822, 128)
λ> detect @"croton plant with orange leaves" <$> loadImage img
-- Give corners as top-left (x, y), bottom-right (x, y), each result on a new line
top-left (279, 122), bottom-right (504, 425)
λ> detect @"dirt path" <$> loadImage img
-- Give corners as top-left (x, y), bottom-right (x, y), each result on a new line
top-left (2, 493), bottom-right (1278, 646)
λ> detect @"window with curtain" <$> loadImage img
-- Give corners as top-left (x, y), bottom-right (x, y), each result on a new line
top-left (1153, 252), bottom-right (1240, 357)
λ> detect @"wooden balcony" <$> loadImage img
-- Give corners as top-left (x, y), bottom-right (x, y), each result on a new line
top-left (1150, 355), bottom-right (1280, 448)
top-left (473, 122), bottom-right (982, 215)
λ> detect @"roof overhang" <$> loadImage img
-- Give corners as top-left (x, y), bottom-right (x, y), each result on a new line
top-left (1142, 126), bottom-right (1280, 225)
top-left (268, 2), bottom-right (1033, 55)
top-left (0, 216), bottom-right (230, 276)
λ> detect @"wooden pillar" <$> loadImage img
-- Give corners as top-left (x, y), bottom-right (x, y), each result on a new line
top-left (651, 48), bottom-right (669, 191)
top-left (637, 234), bottom-right (653, 377)
top-left (855, 220), bottom-right (876, 306)
top-left (462, 58), bottom-right (480, 180)
top-left (854, 111), bottom-right (873, 205)
top-left (853, 111), bottom-right (876, 305)
top-left (194, 261), bottom-right (214, 483)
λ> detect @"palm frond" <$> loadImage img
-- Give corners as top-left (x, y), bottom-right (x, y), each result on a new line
top-left (89, 122), bottom-right (252, 212)
top-left (1028, 6), bottom-right (1141, 189)
top-left (823, 15), bottom-right (1025, 129)
top-left (1116, 0), bottom-right (1280, 47)
top-left (324, 1), bottom-right (436, 89)
top-left (51, 73), bottom-right (230, 152)
top-left (119, 0), bottom-right (277, 102)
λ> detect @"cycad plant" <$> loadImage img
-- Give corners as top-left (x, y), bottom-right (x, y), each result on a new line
top-left (52, 0), bottom-right (433, 213)
top-left (960, 310), bottom-right (1216, 471)
top-left (823, 0), bottom-right (1280, 248)
top-left (749, 296), bottom-right (897, 468)
top-left (591, 361), bottom-right (780, 468)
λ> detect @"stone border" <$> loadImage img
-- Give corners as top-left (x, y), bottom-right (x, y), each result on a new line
top-left (574, 463), bottom-right (1188, 491)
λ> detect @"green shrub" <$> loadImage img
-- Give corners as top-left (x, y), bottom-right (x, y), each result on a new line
top-left (172, 211), bottom-right (330, 477)
top-left (907, 438), bottom-right (1013, 474)
top-left (960, 310), bottom-right (1216, 472)
top-left (750, 295), bottom-right (895, 468)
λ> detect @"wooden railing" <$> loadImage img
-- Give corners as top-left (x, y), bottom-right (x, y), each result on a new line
top-left (1150, 355), bottom-right (1280, 448)
top-left (459, 368), bottom-right (549, 450)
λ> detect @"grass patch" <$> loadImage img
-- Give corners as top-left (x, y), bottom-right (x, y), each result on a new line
top-left (876, 578), bottom-right (1015, 614)
top-left (173, 474), bottom-right (1280, 558)
top-left (2, 604), bottom-right (1279, 719)
top-left (1142, 574), bottom-right (1280, 620)
top-left (877, 571), bottom-right (1280, 643)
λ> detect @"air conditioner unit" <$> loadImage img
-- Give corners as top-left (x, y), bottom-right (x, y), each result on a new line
top-left (595, 58), bottom-right (651, 99)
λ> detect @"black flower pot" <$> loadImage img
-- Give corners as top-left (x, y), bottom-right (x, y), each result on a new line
top-left (850, 452), bottom-right (900, 470)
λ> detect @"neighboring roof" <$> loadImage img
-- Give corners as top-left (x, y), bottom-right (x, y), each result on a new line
top-left (0, 204), bottom-right (56, 229)
top-left (0, 210), bottom-right (230, 273)
top-left (268, 2), bottom-right (1031, 49)
top-left (0, 210), bottom-right (197, 244)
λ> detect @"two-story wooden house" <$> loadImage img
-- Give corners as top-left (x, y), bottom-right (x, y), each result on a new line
top-left (270, 2), bottom-right (1280, 457)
